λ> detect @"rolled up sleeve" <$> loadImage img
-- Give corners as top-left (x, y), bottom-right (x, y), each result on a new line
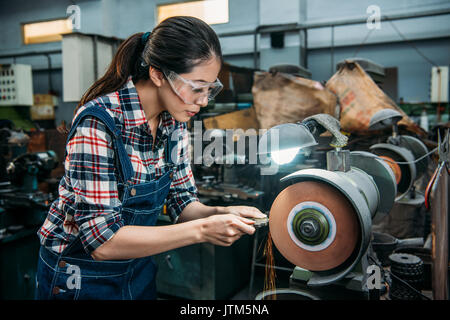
top-left (67, 116), bottom-right (124, 254)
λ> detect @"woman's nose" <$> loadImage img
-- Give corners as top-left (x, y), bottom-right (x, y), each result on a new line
top-left (197, 95), bottom-right (209, 107)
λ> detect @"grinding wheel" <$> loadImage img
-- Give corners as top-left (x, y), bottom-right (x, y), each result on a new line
top-left (269, 180), bottom-right (360, 271)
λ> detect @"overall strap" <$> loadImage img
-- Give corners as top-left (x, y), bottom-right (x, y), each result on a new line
top-left (164, 129), bottom-right (180, 166)
top-left (66, 106), bottom-right (134, 184)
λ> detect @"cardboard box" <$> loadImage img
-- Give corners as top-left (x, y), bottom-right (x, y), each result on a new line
top-left (31, 94), bottom-right (57, 120)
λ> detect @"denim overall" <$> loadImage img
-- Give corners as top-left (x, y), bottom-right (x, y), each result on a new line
top-left (36, 106), bottom-right (176, 300)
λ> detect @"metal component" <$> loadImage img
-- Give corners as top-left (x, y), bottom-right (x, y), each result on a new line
top-left (287, 200), bottom-right (337, 252)
top-left (300, 219), bottom-right (319, 238)
top-left (223, 166), bottom-right (238, 184)
top-left (6, 162), bottom-right (15, 175)
top-left (438, 129), bottom-right (449, 163)
top-left (431, 161), bottom-right (449, 300)
top-left (197, 183), bottom-right (263, 201)
top-left (92, 35), bottom-right (98, 80)
top-left (370, 143), bottom-right (416, 200)
top-left (389, 252), bottom-right (422, 266)
top-left (379, 155), bottom-right (402, 184)
top-left (275, 168), bottom-right (375, 286)
top-left (292, 208), bottom-right (329, 245)
top-left (368, 109), bottom-right (402, 131)
top-left (372, 232), bottom-right (424, 266)
top-left (395, 135), bottom-right (429, 179)
top-left (327, 149), bottom-right (350, 172)
top-left (268, 64), bottom-right (312, 78)
top-left (252, 216), bottom-right (269, 228)
top-left (217, 7), bottom-right (450, 71)
top-left (337, 167), bottom-right (380, 217)
top-left (6, 151), bottom-right (58, 193)
top-left (303, 113), bottom-right (348, 148)
top-left (130, 188), bottom-right (136, 196)
top-left (396, 190), bottom-right (425, 207)
top-left (350, 151), bottom-right (397, 220)
top-left (389, 253), bottom-right (425, 300)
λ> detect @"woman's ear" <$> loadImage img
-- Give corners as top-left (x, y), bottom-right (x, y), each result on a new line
top-left (149, 67), bottom-right (164, 87)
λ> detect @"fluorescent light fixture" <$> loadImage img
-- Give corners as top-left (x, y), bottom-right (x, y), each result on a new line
top-left (23, 18), bottom-right (73, 44)
top-left (157, 0), bottom-right (229, 25)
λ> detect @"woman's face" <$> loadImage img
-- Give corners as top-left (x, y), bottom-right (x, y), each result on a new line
top-left (158, 57), bottom-right (222, 122)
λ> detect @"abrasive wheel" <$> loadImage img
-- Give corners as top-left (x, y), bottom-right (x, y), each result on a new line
top-left (269, 180), bottom-right (361, 272)
top-left (378, 155), bottom-right (402, 185)
top-left (370, 144), bottom-right (416, 197)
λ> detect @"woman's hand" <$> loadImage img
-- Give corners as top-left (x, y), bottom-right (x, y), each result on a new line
top-left (199, 214), bottom-right (256, 246)
top-left (218, 206), bottom-right (267, 220)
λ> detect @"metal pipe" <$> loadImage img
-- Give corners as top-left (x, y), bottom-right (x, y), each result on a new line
top-left (218, 8), bottom-right (450, 70)
top-left (304, 29), bottom-right (308, 68)
top-left (330, 25), bottom-right (334, 76)
top-left (431, 162), bottom-right (449, 300)
top-left (93, 35), bottom-right (98, 80)
top-left (217, 8), bottom-right (450, 38)
top-left (0, 50), bottom-right (60, 94)
top-left (0, 50), bottom-right (62, 60)
top-left (253, 28), bottom-right (259, 69)
top-left (44, 53), bottom-right (53, 93)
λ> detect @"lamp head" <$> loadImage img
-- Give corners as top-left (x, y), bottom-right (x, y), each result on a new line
top-left (369, 109), bottom-right (403, 131)
top-left (258, 122), bottom-right (318, 165)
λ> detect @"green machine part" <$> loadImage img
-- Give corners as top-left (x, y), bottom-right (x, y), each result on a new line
top-left (291, 208), bottom-right (330, 246)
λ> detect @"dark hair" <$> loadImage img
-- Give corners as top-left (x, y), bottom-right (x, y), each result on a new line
top-left (77, 16), bottom-right (223, 111)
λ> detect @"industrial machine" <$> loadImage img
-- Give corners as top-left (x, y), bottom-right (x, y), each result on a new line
top-left (0, 127), bottom-right (58, 299)
top-left (368, 109), bottom-right (429, 205)
top-left (258, 113), bottom-right (403, 299)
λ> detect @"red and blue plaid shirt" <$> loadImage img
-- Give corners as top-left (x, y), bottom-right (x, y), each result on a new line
top-left (38, 77), bottom-right (198, 254)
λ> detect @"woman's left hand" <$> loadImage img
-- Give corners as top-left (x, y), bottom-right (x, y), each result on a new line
top-left (219, 206), bottom-right (266, 219)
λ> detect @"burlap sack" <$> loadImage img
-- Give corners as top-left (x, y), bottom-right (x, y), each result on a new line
top-left (252, 71), bottom-right (338, 129)
top-left (326, 61), bottom-right (425, 136)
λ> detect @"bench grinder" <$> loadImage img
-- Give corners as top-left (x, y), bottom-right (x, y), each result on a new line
top-left (262, 114), bottom-right (398, 298)
top-left (368, 109), bottom-right (429, 204)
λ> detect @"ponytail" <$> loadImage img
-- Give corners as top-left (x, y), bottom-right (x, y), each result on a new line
top-left (75, 32), bottom-right (148, 114)
top-left (75, 16), bottom-right (223, 114)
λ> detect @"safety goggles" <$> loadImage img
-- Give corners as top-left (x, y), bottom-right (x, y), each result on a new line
top-left (163, 69), bottom-right (223, 105)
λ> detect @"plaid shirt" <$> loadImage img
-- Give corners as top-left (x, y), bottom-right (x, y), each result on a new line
top-left (38, 77), bottom-right (198, 254)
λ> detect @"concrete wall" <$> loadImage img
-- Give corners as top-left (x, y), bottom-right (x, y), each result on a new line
top-left (0, 0), bottom-right (449, 125)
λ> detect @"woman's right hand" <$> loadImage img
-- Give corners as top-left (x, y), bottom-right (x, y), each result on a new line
top-left (199, 214), bottom-right (256, 246)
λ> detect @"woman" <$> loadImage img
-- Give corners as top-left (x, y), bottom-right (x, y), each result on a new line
top-left (36, 16), bottom-right (265, 300)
